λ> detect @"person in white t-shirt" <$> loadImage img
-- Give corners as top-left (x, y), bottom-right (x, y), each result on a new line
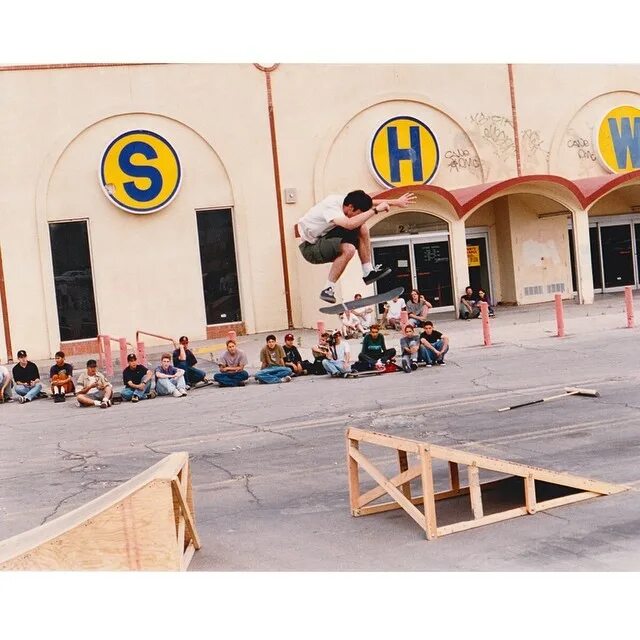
top-left (352, 293), bottom-right (375, 329)
top-left (0, 364), bottom-right (13, 403)
top-left (340, 309), bottom-right (365, 339)
top-left (297, 189), bottom-right (416, 303)
top-left (382, 295), bottom-right (406, 331)
top-left (321, 331), bottom-right (352, 377)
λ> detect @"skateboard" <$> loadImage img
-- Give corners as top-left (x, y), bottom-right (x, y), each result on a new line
top-left (319, 287), bottom-right (404, 315)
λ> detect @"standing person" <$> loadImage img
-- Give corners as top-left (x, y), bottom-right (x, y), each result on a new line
top-left (322, 331), bottom-right (352, 377)
top-left (282, 333), bottom-right (309, 377)
top-left (381, 294), bottom-right (406, 330)
top-left (420, 320), bottom-right (450, 366)
top-left (12, 350), bottom-right (43, 404)
top-left (121, 354), bottom-right (156, 402)
top-left (155, 354), bottom-right (188, 398)
top-left (255, 335), bottom-right (293, 384)
top-left (352, 293), bottom-right (375, 329)
top-left (297, 190), bottom-right (416, 303)
top-left (400, 325), bottom-right (424, 373)
top-left (172, 336), bottom-right (212, 387)
top-left (477, 288), bottom-right (496, 317)
top-left (50, 351), bottom-right (75, 401)
top-left (0, 361), bottom-right (13, 403)
top-left (459, 286), bottom-right (480, 320)
top-left (214, 339), bottom-right (250, 387)
top-left (357, 324), bottom-right (397, 371)
top-left (75, 359), bottom-right (113, 408)
top-left (406, 289), bottom-right (431, 328)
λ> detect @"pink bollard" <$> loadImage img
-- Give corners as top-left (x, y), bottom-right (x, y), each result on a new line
top-left (555, 293), bottom-right (565, 338)
top-left (400, 310), bottom-right (409, 331)
top-left (227, 330), bottom-right (237, 342)
top-left (102, 334), bottom-right (114, 377)
top-left (97, 335), bottom-right (105, 371)
top-left (118, 337), bottom-right (128, 371)
top-left (317, 320), bottom-right (325, 338)
top-left (479, 301), bottom-right (492, 346)
top-left (136, 341), bottom-right (146, 366)
top-left (625, 286), bottom-right (634, 328)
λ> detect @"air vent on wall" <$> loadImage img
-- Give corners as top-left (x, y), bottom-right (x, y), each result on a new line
top-left (524, 285), bottom-right (544, 296)
top-left (547, 282), bottom-right (566, 294)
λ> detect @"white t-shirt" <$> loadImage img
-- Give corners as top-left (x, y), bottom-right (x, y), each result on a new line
top-left (342, 313), bottom-right (359, 329)
top-left (333, 339), bottom-right (351, 362)
top-left (0, 365), bottom-right (9, 383)
top-left (297, 194), bottom-right (345, 244)
top-left (387, 298), bottom-right (406, 319)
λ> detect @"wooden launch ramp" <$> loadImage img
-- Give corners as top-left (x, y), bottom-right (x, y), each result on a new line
top-left (347, 428), bottom-right (629, 539)
top-left (0, 452), bottom-right (200, 570)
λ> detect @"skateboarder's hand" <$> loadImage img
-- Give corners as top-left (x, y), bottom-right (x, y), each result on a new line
top-left (374, 202), bottom-right (390, 214)
top-left (396, 192), bottom-right (416, 208)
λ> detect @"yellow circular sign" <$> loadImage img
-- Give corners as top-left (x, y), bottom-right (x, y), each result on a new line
top-left (100, 130), bottom-right (181, 213)
top-left (597, 105), bottom-right (640, 174)
top-left (370, 116), bottom-right (439, 188)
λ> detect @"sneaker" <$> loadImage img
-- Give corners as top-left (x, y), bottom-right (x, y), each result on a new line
top-left (425, 362), bottom-right (433, 368)
top-left (238, 381), bottom-right (246, 387)
top-left (402, 360), bottom-right (412, 373)
top-left (131, 395), bottom-right (139, 403)
top-left (75, 400), bottom-right (81, 407)
top-left (410, 361), bottom-right (418, 371)
top-left (282, 376), bottom-right (292, 383)
top-left (148, 390), bottom-right (157, 399)
top-left (437, 360), bottom-right (446, 366)
top-left (172, 390), bottom-right (182, 398)
top-left (363, 265), bottom-right (392, 285)
top-left (180, 389), bottom-right (188, 396)
top-left (100, 401), bottom-right (108, 408)
top-left (204, 378), bottom-right (214, 386)
top-left (18, 396), bottom-right (26, 404)
top-left (194, 380), bottom-right (207, 388)
top-left (320, 287), bottom-right (336, 303)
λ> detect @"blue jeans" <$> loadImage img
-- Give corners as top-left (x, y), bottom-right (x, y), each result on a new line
top-left (14, 383), bottom-right (43, 401)
top-left (214, 370), bottom-right (249, 387)
top-left (422, 340), bottom-right (448, 364)
top-left (322, 359), bottom-right (349, 376)
top-left (175, 362), bottom-right (207, 385)
top-left (155, 376), bottom-right (187, 395)
top-left (121, 380), bottom-right (152, 401)
top-left (255, 366), bottom-right (291, 384)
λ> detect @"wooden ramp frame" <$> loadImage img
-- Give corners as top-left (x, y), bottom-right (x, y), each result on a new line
top-left (0, 452), bottom-right (201, 570)
top-left (347, 428), bottom-right (629, 539)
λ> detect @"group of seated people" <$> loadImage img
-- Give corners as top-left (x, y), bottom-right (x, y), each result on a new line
top-left (459, 286), bottom-right (495, 320)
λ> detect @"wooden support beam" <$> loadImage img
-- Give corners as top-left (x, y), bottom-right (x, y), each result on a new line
top-left (347, 439), bottom-right (361, 514)
top-left (420, 446), bottom-right (438, 540)
top-left (171, 480), bottom-right (201, 550)
top-left (468, 463), bottom-right (484, 520)
top-left (357, 465), bottom-right (422, 509)
top-left (398, 450), bottom-right (411, 500)
top-left (437, 507), bottom-right (529, 536)
top-left (524, 474), bottom-right (537, 514)
top-left (449, 461), bottom-right (460, 492)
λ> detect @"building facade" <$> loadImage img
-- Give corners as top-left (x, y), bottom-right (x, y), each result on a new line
top-left (1, 63), bottom-right (640, 361)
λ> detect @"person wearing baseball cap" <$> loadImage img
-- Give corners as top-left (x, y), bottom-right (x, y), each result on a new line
top-left (12, 350), bottom-right (43, 403)
top-left (283, 333), bottom-right (309, 377)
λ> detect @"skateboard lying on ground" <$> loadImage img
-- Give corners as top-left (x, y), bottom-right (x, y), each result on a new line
top-left (319, 286), bottom-right (404, 314)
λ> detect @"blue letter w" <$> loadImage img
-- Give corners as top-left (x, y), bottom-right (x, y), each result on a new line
top-left (387, 126), bottom-right (423, 182)
top-left (608, 117), bottom-right (640, 170)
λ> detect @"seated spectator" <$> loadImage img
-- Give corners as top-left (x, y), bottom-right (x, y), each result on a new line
top-left (352, 293), bottom-right (375, 329)
top-left (459, 286), bottom-right (480, 320)
top-left (76, 359), bottom-right (113, 408)
top-left (12, 350), bottom-right (43, 404)
top-left (121, 354), bottom-right (156, 402)
top-left (420, 320), bottom-right (450, 366)
top-left (155, 353), bottom-right (188, 398)
top-left (382, 294), bottom-right (406, 330)
top-left (400, 325), bottom-right (425, 373)
top-left (214, 339), bottom-right (250, 387)
top-left (50, 351), bottom-right (75, 402)
top-left (322, 331), bottom-right (352, 377)
top-left (309, 332), bottom-right (332, 375)
top-left (0, 361), bottom-right (13, 403)
top-left (406, 289), bottom-right (432, 328)
top-left (255, 335), bottom-right (292, 384)
top-left (340, 309), bottom-right (365, 339)
top-left (282, 333), bottom-right (309, 376)
top-left (172, 336), bottom-right (212, 387)
top-left (477, 288), bottom-right (496, 317)
top-left (357, 324), bottom-right (397, 371)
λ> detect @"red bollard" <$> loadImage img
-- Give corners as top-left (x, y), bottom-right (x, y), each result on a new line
top-left (103, 334), bottom-right (113, 377)
top-left (227, 330), bottom-right (237, 342)
top-left (479, 302), bottom-right (491, 346)
top-left (118, 337), bottom-right (127, 371)
top-left (317, 320), bottom-right (325, 338)
top-left (97, 335), bottom-right (105, 371)
top-left (400, 310), bottom-right (409, 331)
top-left (555, 293), bottom-right (565, 338)
top-left (136, 341), bottom-right (146, 366)
top-left (625, 286), bottom-right (634, 328)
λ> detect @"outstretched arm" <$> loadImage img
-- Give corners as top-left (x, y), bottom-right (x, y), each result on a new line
top-left (371, 192), bottom-right (417, 208)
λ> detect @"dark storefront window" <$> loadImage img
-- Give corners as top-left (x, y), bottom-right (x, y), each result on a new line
top-left (197, 208), bottom-right (241, 324)
top-left (49, 221), bottom-right (98, 341)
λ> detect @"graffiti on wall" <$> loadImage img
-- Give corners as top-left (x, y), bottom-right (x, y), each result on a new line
top-left (444, 148), bottom-right (482, 174)
top-left (521, 128), bottom-right (550, 169)
top-left (566, 130), bottom-right (597, 162)
top-left (468, 112), bottom-right (516, 163)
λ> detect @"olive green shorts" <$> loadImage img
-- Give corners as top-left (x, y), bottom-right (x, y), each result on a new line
top-left (298, 237), bottom-right (343, 264)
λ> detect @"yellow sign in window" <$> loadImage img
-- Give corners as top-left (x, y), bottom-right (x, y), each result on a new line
top-left (467, 245), bottom-right (481, 267)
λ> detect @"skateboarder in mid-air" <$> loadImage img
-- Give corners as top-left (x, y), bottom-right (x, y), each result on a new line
top-left (297, 190), bottom-right (416, 303)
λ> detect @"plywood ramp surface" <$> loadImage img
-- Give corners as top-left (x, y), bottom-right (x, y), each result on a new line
top-left (0, 452), bottom-right (201, 571)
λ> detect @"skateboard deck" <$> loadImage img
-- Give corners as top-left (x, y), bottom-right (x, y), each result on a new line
top-left (319, 287), bottom-right (404, 315)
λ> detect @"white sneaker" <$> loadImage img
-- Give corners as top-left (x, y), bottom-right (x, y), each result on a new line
top-left (172, 389), bottom-right (182, 398)
top-left (180, 389), bottom-right (188, 396)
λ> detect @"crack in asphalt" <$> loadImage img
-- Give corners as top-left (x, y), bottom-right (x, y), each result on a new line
top-left (220, 416), bottom-right (298, 442)
top-left (144, 443), bottom-right (174, 456)
top-left (56, 443), bottom-right (99, 473)
top-left (39, 480), bottom-right (100, 525)
top-left (190, 453), bottom-right (262, 505)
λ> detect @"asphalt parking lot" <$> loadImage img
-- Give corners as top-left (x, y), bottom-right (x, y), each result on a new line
top-left (1, 294), bottom-right (640, 570)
